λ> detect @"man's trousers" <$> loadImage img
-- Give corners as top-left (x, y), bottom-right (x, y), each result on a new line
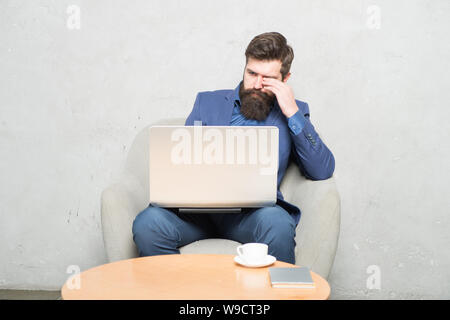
top-left (132, 204), bottom-right (297, 264)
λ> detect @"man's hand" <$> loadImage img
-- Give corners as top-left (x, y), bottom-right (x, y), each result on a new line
top-left (262, 78), bottom-right (299, 118)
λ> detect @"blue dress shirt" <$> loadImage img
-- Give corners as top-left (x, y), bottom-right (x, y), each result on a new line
top-left (230, 94), bottom-right (306, 135)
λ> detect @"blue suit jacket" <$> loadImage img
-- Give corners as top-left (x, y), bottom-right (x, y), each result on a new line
top-left (185, 82), bottom-right (335, 225)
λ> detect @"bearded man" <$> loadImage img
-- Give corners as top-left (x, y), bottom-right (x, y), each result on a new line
top-left (132, 32), bottom-right (335, 264)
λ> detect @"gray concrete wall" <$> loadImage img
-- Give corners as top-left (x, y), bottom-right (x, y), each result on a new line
top-left (0, 0), bottom-right (449, 298)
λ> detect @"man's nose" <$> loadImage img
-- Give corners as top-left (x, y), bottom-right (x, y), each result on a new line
top-left (254, 75), bottom-right (263, 89)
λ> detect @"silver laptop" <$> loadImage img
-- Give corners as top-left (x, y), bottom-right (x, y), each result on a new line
top-left (149, 125), bottom-right (279, 213)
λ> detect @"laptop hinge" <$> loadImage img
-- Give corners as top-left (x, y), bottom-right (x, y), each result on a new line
top-left (178, 208), bottom-right (242, 214)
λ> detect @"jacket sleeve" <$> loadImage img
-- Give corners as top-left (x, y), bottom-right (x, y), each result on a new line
top-left (185, 93), bottom-right (202, 126)
top-left (288, 102), bottom-right (335, 180)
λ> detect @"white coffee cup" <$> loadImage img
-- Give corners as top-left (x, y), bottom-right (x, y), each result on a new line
top-left (236, 243), bottom-right (268, 264)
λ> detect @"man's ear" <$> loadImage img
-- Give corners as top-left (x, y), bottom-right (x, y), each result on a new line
top-left (283, 72), bottom-right (291, 83)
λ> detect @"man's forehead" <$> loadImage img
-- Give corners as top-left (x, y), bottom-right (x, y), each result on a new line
top-left (245, 58), bottom-right (282, 78)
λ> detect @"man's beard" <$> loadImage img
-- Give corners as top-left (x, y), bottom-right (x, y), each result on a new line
top-left (238, 83), bottom-right (276, 121)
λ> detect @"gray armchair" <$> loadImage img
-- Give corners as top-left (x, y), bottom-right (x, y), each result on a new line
top-left (101, 118), bottom-right (341, 279)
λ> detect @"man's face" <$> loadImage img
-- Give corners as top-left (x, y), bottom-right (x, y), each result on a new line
top-left (239, 58), bottom-right (285, 121)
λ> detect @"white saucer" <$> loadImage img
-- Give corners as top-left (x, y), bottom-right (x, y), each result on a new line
top-left (234, 255), bottom-right (276, 268)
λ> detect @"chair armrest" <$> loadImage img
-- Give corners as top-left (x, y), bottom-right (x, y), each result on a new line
top-left (280, 163), bottom-right (341, 279)
top-left (101, 173), bottom-right (147, 262)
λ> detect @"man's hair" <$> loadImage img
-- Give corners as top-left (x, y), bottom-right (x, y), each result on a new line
top-left (245, 32), bottom-right (294, 80)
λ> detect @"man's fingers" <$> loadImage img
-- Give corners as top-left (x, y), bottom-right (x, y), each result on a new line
top-left (262, 84), bottom-right (279, 95)
top-left (262, 78), bottom-right (286, 91)
top-left (263, 83), bottom-right (283, 94)
top-left (262, 78), bottom-right (281, 86)
top-left (262, 77), bottom-right (280, 82)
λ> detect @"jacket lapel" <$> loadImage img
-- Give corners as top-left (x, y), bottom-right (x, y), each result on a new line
top-left (212, 85), bottom-right (238, 126)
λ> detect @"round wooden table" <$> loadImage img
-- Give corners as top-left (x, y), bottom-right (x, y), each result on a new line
top-left (61, 254), bottom-right (330, 300)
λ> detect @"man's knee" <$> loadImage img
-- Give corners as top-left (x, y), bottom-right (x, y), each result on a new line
top-left (132, 206), bottom-right (179, 242)
top-left (254, 206), bottom-right (296, 237)
top-left (133, 206), bottom-right (157, 235)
